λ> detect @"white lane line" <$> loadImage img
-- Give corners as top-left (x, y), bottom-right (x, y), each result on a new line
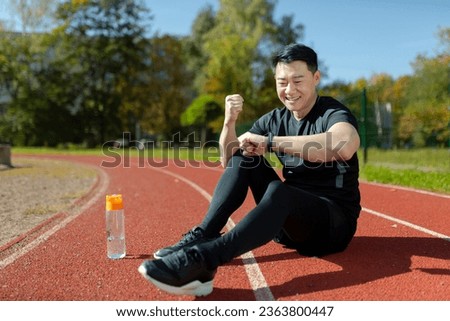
top-left (362, 207), bottom-right (450, 242)
top-left (361, 181), bottom-right (450, 199)
top-left (224, 219), bottom-right (276, 301)
top-left (148, 166), bottom-right (275, 301)
top-left (0, 166), bottom-right (109, 269)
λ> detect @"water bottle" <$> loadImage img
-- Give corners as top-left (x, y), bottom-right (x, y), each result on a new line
top-left (105, 194), bottom-right (126, 259)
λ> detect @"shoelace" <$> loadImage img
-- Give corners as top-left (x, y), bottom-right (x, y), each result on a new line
top-left (179, 229), bottom-right (202, 246)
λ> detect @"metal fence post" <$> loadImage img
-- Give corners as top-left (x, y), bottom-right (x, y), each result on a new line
top-left (361, 88), bottom-right (368, 164)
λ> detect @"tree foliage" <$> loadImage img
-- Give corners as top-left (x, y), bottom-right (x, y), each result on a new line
top-left (182, 0), bottom-right (304, 131)
top-left (180, 94), bottom-right (221, 144)
top-left (139, 35), bottom-right (192, 139)
top-left (0, 32), bottom-right (72, 146)
top-left (180, 95), bottom-right (221, 127)
top-left (51, 0), bottom-right (151, 145)
top-left (398, 52), bottom-right (449, 146)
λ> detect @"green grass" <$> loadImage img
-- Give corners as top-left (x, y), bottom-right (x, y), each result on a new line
top-left (12, 146), bottom-right (449, 194)
top-left (359, 148), bottom-right (449, 171)
top-left (12, 146), bottom-right (222, 161)
top-left (12, 146), bottom-right (103, 156)
top-left (358, 148), bottom-right (449, 194)
top-left (359, 164), bottom-right (449, 193)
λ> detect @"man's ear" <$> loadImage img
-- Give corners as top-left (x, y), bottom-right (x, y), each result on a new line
top-left (314, 70), bottom-right (321, 86)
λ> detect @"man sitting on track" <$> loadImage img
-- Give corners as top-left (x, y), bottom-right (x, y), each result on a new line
top-left (139, 43), bottom-right (361, 296)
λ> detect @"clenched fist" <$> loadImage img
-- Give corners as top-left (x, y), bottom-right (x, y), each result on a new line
top-left (224, 94), bottom-right (244, 124)
top-left (238, 132), bottom-right (268, 157)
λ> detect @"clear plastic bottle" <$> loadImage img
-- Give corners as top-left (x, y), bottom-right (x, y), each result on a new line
top-left (105, 194), bottom-right (126, 259)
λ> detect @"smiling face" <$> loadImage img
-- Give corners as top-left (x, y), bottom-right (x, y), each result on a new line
top-left (275, 60), bottom-right (321, 120)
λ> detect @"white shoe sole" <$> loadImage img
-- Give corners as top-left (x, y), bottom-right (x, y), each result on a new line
top-left (153, 249), bottom-right (173, 259)
top-left (138, 264), bottom-right (213, 297)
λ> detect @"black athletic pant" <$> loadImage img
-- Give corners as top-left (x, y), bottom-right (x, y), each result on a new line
top-left (198, 151), bottom-right (356, 269)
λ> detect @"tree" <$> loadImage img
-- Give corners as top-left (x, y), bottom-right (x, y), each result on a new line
top-left (182, 4), bottom-right (216, 93)
top-left (398, 43), bottom-right (449, 147)
top-left (200, 0), bottom-right (277, 99)
top-left (0, 32), bottom-right (61, 146)
top-left (187, 0), bottom-right (306, 129)
top-left (52, 0), bottom-right (151, 145)
top-left (387, 75), bottom-right (411, 146)
top-left (180, 94), bottom-right (222, 144)
top-left (137, 35), bottom-right (192, 140)
top-left (0, 1), bottom-right (90, 146)
top-left (0, 30), bottom-right (90, 146)
top-left (270, 14), bottom-right (303, 46)
top-left (320, 80), bottom-right (360, 116)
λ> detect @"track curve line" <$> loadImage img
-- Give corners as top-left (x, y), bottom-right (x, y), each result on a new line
top-left (362, 181), bottom-right (450, 199)
top-left (362, 207), bottom-right (450, 242)
top-left (147, 165), bottom-right (275, 301)
top-left (0, 165), bottom-right (109, 269)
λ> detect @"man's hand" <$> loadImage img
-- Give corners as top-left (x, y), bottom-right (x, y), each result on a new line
top-left (238, 132), bottom-right (268, 157)
top-left (224, 94), bottom-right (244, 124)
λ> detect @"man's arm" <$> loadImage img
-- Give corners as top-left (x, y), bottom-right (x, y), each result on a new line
top-left (219, 94), bottom-right (244, 167)
top-left (274, 122), bottom-right (360, 162)
top-left (240, 122), bottom-right (360, 162)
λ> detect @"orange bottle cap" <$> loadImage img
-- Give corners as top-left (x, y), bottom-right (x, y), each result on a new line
top-left (106, 194), bottom-right (123, 211)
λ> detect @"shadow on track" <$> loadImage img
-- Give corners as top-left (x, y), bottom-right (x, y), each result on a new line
top-left (266, 236), bottom-right (449, 299)
top-left (200, 236), bottom-right (449, 300)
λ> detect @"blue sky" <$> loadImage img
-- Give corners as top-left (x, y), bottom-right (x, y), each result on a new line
top-left (1, 0), bottom-right (448, 85)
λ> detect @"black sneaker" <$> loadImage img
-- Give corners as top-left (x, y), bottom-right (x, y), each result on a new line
top-left (138, 246), bottom-right (216, 296)
top-left (153, 227), bottom-right (216, 259)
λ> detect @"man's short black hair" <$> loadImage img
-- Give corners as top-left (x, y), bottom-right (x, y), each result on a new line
top-left (272, 43), bottom-right (318, 73)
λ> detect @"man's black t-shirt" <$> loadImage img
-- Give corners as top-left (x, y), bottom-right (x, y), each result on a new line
top-left (248, 96), bottom-right (361, 219)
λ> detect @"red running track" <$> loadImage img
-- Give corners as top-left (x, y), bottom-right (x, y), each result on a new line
top-left (0, 154), bottom-right (449, 301)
